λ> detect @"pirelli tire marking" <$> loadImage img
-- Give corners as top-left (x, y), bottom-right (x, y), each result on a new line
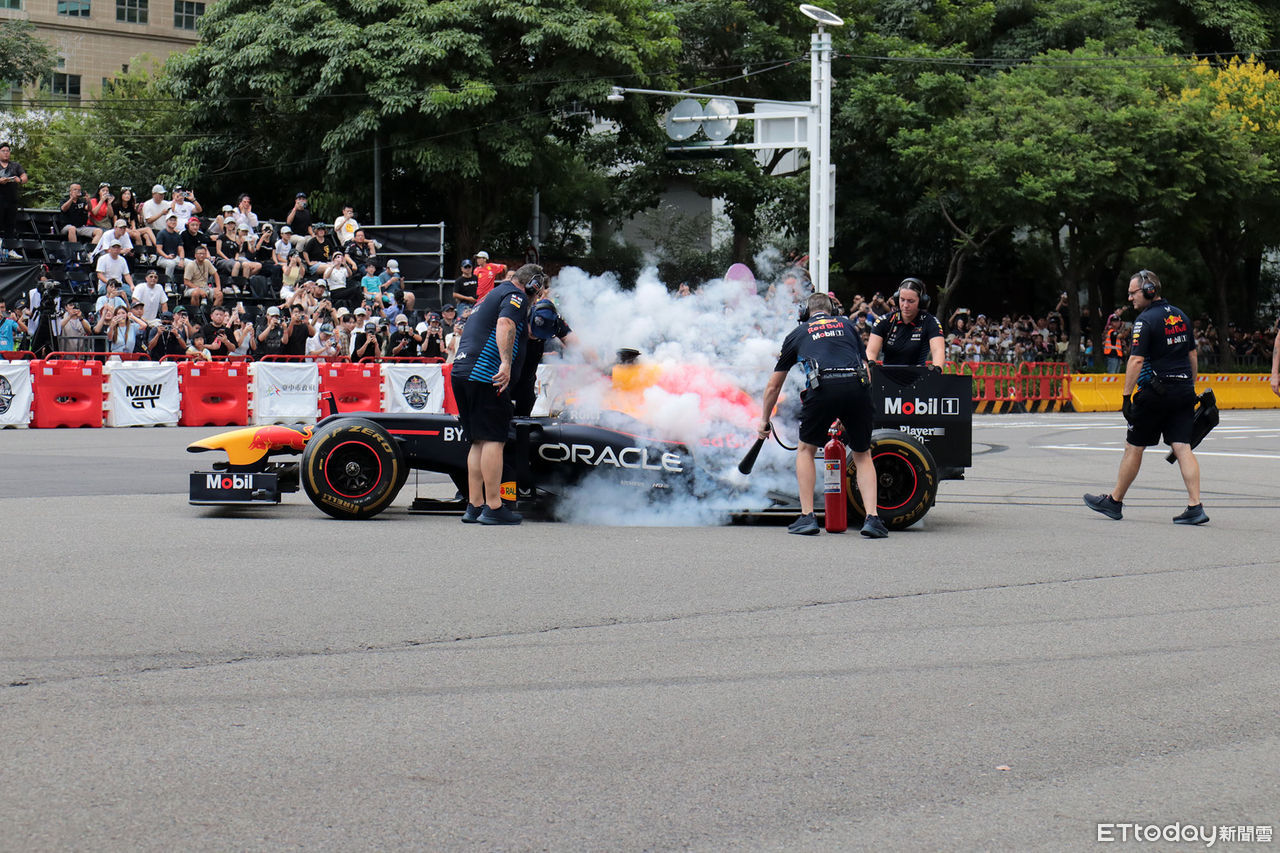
top-left (845, 428), bottom-right (939, 531)
top-left (301, 419), bottom-right (404, 520)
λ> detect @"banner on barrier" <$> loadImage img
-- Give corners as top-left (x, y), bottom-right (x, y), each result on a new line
top-left (383, 362), bottom-right (446, 413)
top-left (0, 361), bottom-right (33, 426)
top-left (252, 362), bottom-right (320, 424)
top-left (105, 362), bottom-right (181, 426)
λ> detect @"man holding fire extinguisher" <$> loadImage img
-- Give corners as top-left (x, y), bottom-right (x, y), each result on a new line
top-left (758, 293), bottom-right (886, 538)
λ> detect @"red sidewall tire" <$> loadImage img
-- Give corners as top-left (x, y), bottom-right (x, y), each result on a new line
top-left (846, 428), bottom-right (938, 531)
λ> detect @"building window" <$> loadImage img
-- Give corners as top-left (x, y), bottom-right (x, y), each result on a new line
top-left (173, 0), bottom-right (203, 30)
top-left (117, 0), bottom-right (147, 23)
top-left (0, 0), bottom-right (23, 10)
top-left (57, 0), bottom-right (91, 16)
top-left (50, 72), bottom-right (82, 103)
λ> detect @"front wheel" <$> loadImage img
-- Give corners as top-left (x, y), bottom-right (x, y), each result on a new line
top-left (301, 418), bottom-right (404, 519)
top-left (846, 428), bottom-right (938, 530)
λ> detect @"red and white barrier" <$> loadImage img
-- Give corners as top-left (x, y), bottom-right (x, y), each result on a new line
top-left (0, 361), bottom-right (33, 426)
top-left (105, 361), bottom-right (181, 426)
top-left (250, 361), bottom-right (320, 425)
top-left (382, 362), bottom-right (447, 413)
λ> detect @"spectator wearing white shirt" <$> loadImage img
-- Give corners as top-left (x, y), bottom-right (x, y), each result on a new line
top-left (96, 242), bottom-right (134, 295)
top-left (334, 205), bottom-right (359, 245)
top-left (132, 270), bottom-right (168, 321)
top-left (141, 184), bottom-right (172, 235)
top-left (94, 220), bottom-right (134, 261)
top-left (170, 186), bottom-right (201, 222)
top-left (232, 194), bottom-right (259, 236)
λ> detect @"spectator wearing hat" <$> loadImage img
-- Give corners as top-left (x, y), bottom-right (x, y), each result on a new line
top-left (273, 225), bottom-right (296, 272)
top-left (93, 219), bottom-right (134, 262)
top-left (352, 314), bottom-right (384, 361)
top-left (183, 244), bottom-right (221, 308)
top-left (440, 302), bottom-right (457, 334)
top-left (420, 312), bottom-right (447, 359)
top-left (255, 305), bottom-right (286, 355)
top-left (286, 192), bottom-right (313, 249)
top-left (180, 216), bottom-right (210, 264)
top-left (155, 214), bottom-right (185, 286)
top-left (170, 186), bottom-right (202, 222)
top-left (386, 313), bottom-right (419, 357)
top-left (333, 205), bottom-right (359, 246)
top-left (335, 307), bottom-right (356, 356)
top-left (380, 258), bottom-right (413, 313)
top-left (87, 183), bottom-right (116, 236)
top-left (453, 259), bottom-right (478, 306)
top-left (473, 250), bottom-right (506, 301)
top-left (209, 204), bottom-right (236, 239)
top-left (142, 184), bottom-right (172, 234)
top-left (133, 269), bottom-right (168, 321)
top-left (307, 321), bottom-right (339, 357)
top-left (148, 310), bottom-right (188, 358)
top-left (59, 182), bottom-right (98, 243)
top-left (1104, 313), bottom-right (1127, 373)
top-left (303, 223), bottom-right (335, 278)
top-left (96, 241), bottom-right (134, 296)
top-left (325, 248), bottom-right (357, 296)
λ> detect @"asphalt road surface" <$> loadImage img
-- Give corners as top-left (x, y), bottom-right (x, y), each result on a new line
top-left (2, 413), bottom-right (1278, 851)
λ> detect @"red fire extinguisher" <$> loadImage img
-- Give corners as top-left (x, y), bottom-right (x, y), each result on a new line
top-left (823, 425), bottom-right (847, 533)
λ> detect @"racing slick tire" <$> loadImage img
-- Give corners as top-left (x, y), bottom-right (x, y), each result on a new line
top-left (846, 428), bottom-right (938, 531)
top-left (301, 418), bottom-right (405, 519)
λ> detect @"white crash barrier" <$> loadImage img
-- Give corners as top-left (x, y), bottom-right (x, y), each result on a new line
top-left (250, 361), bottom-right (320, 424)
top-left (382, 362), bottom-right (447, 413)
top-left (0, 361), bottom-right (33, 426)
top-left (104, 361), bottom-right (181, 426)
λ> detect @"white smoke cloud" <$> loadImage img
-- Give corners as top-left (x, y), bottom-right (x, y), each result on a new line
top-left (536, 264), bottom-right (815, 526)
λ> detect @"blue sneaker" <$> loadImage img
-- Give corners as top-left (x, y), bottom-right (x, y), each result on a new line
top-left (460, 503), bottom-right (483, 524)
top-left (1172, 504), bottom-right (1209, 525)
top-left (787, 513), bottom-right (820, 535)
top-left (1084, 493), bottom-right (1123, 520)
top-left (479, 505), bottom-right (522, 525)
top-left (859, 515), bottom-right (888, 539)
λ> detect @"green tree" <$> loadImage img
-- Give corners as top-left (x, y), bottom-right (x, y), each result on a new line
top-left (163, 0), bottom-right (679, 257)
top-left (897, 41), bottom-right (1199, 367)
top-left (0, 21), bottom-right (57, 87)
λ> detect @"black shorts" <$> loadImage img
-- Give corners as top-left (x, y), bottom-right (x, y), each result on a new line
top-left (1126, 383), bottom-right (1196, 447)
top-left (799, 377), bottom-right (873, 451)
top-left (451, 373), bottom-right (513, 443)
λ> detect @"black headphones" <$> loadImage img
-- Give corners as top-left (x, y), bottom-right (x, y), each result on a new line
top-left (523, 274), bottom-right (543, 297)
top-left (1135, 269), bottom-right (1157, 299)
top-left (798, 294), bottom-right (835, 324)
top-left (898, 277), bottom-right (929, 309)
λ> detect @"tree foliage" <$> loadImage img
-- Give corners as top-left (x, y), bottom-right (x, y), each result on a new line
top-left (0, 21), bottom-right (57, 87)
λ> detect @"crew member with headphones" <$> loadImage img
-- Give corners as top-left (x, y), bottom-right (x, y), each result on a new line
top-left (864, 277), bottom-right (946, 368)
top-left (1085, 270), bottom-right (1208, 524)
top-left (451, 263), bottom-right (546, 525)
top-left (758, 292), bottom-right (886, 538)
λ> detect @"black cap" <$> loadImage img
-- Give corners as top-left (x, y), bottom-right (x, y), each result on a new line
top-left (160, 310), bottom-right (174, 321)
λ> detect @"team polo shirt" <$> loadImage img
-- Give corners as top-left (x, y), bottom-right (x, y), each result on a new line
top-left (870, 310), bottom-right (943, 365)
top-left (775, 312), bottom-right (866, 373)
top-left (451, 281), bottom-right (529, 384)
top-left (1132, 299), bottom-right (1194, 388)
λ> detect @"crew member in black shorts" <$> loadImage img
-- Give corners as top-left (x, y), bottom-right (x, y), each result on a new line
top-left (758, 292), bottom-right (886, 537)
top-left (451, 263), bottom-right (545, 525)
top-left (864, 277), bottom-right (945, 367)
top-left (1085, 270), bottom-right (1207, 524)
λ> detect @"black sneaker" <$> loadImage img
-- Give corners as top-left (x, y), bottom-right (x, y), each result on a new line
top-left (787, 513), bottom-right (820, 535)
top-left (1083, 493), bottom-right (1123, 520)
top-left (860, 515), bottom-right (888, 538)
top-left (460, 503), bottom-right (483, 524)
top-left (479, 505), bottom-right (522, 525)
top-left (1172, 504), bottom-right (1209, 525)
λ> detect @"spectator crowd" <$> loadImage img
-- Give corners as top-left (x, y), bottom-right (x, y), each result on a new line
top-left (2, 182), bottom-right (522, 364)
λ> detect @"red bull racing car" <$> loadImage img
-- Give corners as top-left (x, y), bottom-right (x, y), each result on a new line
top-left (188, 365), bottom-right (972, 530)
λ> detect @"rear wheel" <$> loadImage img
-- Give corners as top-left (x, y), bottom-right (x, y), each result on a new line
top-left (846, 428), bottom-right (938, 530)
top-left (301, 418), bottom-right (404, 519)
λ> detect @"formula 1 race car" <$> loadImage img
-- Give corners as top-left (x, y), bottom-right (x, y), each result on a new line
top-left (188, 365), bottom-right (972, 530)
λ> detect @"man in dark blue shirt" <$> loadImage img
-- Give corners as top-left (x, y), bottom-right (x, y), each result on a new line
top-left (759, 293), bottom-right (886, 538)
top-left (1085, 270), bottom-right (1207, 524)
top-left (451, 263), bottom-right (545, 525)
